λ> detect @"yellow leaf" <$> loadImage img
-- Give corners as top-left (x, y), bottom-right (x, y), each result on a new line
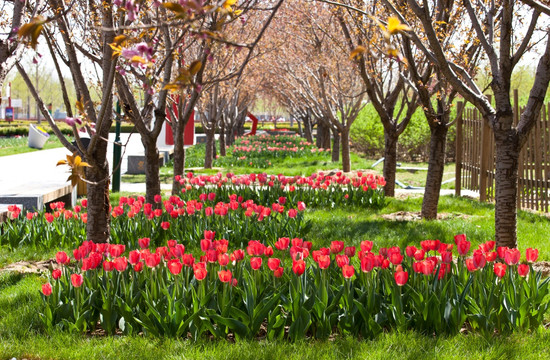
top-left (130, 55), bottom-right (147, 64)
top-left (163, 2), bottom-right (186, 14)
top-left (17, 16), bottom-right (46, 49)
top-left (113, 35), bottom-right (127, 45)
top-left (189, 60), bottom-right (202, 75)
top-left (387, 17), bottom-right (410, 35)
top-left (349, 45), bottom-right (366, 60)
top-left (56, 160), bottom-right (68, 166)
top-left (163, 84), bottom-right (180, 91)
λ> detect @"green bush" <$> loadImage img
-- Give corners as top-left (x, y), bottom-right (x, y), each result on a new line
top-left (350, 103), bottom-right (458, 162)
top-left (0, 122), bottom-right (73, 137)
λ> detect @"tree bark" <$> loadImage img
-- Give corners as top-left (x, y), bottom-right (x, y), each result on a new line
top-left (172, 118), bottom-right (186, 195)
top-left (421, 121), bottom-right (448, 219)
top-left (143, 136), bottom-right (161, 205)
top-left (494, 126), bottom-right (520, 248)
top-left (341, 127), bottom-right (351, 172)
top-left (383, 130), bottom-right (398, 197)
top-left (331, 127), bottom-right (340, 162)
top-left (220, 119), bottom-right (226, 156)
top-left (303, 116), bottom-right (313, 143)
top-left (204, 130), bottom-right (215, 169)
top-left (85, 153), bottom-right (111, 243)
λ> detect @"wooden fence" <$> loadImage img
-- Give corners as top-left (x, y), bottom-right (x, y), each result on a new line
top-left (455, 90), bottom-right (550, 213)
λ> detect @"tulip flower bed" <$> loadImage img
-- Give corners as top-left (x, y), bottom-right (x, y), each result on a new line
top-left (218, 134), bottom-right (330, 168)
top-left (176, 171), bottom-right (386, 209)
top-left (0, 195), bottom-right (310, 250)
top-left (39, 234), bottom-right (549, 340)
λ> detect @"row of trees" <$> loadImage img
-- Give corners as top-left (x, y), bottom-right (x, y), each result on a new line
top-left (2, 0), bottom-right (549, 249)
top-left (258, 0), bottom-right (549, 248)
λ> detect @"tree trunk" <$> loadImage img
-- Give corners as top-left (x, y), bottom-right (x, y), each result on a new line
top-left (494, 127), bottom-right (520, 248)
top-left (316, 120), bottom-right (324, 148)
top-left (341, 127), bottom-right (351, 172)
top-left (421, 121), bottom-right (448, 219)
top-left (205, 130), bottom-right (215, 169)
top-left (143, 136), bottom-right (161, 205)
top-left (303, 116), bottom-right (313, 143)
top-left (172, 119), bottom-right (186, 195)
top-left (85, 156), bottom-right (110, 243)
top-left (220, 119), bottom-right (226, 156)
top-left (383, 130), bottom-right (398, 197)
top-left (331, 127), bottom-right (340, 162)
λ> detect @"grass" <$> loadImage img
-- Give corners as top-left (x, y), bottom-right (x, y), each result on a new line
top-left (0, 270), bottom-right (549, 359)
top-left (0, 135), bottom-right (66, 156)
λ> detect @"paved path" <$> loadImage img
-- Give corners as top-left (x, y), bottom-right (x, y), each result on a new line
top-left (0, 133), bottom-right (172, 196)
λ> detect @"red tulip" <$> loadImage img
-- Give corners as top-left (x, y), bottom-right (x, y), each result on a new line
top-left (494, 263), bottom-right (507, 278)
top-left (109, 244), bottom-right (125, 258)
top-left (330, 241), bottom-right (345, 254)
top-left (389, 252), bottom-right (403, 265)
top-left (292, 259), bottom-right (306, 276)
top-left (161, 221), bottom-right (170, 230)
top-left (138, 237), bottom-right (150, 249)
top-left (344, 246), bottom-right (356, 258)
top-left (265, 246), bottom-right (274, 257)
top-left (154, 194), bottom-right (162, 203)
top-left (361, 255), bottom-right (375, 272)
top-left (42, 283), bottom-right (52, 296)
top-left (114, 257), bottom-right (128, 272)
top-left (103, 260), bottom-right (115, 272)
top-left (440, 251), bottom-right (453, 264)
top-left (405, 246), bottom-right (417, 257)
top-left (194, 267), bottom-right (207, 281)
top-left (56, 251), bottom-right (70, 265)
top-left (133, 262), bottom-right (143, 272)
top-left (268, 258), bottom-right (281, 271)
top-left (526, 248), bottom-right (539, 263)
top-left (145, 253), bottom-right (161, 268)
top-left (335, 254), bottom-right (349, 268)
top-left (288, 209), bottom-right (297, 218)
top-left (218, 270), bottom-right (232, 283)
top-left (456, 240), bottom-right (471, 256)
top-left (250, 257), bottom-right (262, 270)
top-left (518, 264), bottom-right (530, 277)
top-left (472, 250), bottom-right (486, 269)
top-left (394, 271), bottom-right (408, 286)
top-left (485, 252), bottom-right (497, 262)
top-left (167, 239), bottom-right (177, 248)
top-left (342, 264), bottom-right (355, 279)
top-left (360, 240), bottom-right (373, 252)
top-left (275, 237), bottom-right (290, 250)
top-left (317, 255), bottom-right (330, 269)
top-left (52, 269), bottom-right (62, 280)
top-left (168, 259), bottom-right (183, 275)
top-left (218, 253), bottom-right (229, 266)
top-left (465, 258), bottom-right (477, 272)
top-left (71, 273), bottom-right (84, 288)
top-left (504, 248), bottom-right (521, 266)
top-left (129, 250), bottom-right (141, 265)
top-left (454, 234), bottom-right (466, 245)
top-left (230, 249), bottom-right (245, 262)
top-left (413, 249), bottom-right (425, 261)
top-left (274, 266), bottom-right (284, 278)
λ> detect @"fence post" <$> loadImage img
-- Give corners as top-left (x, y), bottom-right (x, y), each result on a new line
top-left (455, 101), bottom-right (464, 197)
top-left (479, 96), bottom-right (492, 202)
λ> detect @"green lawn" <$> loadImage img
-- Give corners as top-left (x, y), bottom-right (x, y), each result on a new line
top-left (0, 135), bottom-right (66, 156)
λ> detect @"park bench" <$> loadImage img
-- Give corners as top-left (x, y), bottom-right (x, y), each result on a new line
top-left (127, 148), bottom-right (175, 175)
top-left (0, 183), bottom-right (77, 212)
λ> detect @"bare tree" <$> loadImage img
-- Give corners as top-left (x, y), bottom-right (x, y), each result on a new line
top-left (386, 0), bottom-right (550, 247)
